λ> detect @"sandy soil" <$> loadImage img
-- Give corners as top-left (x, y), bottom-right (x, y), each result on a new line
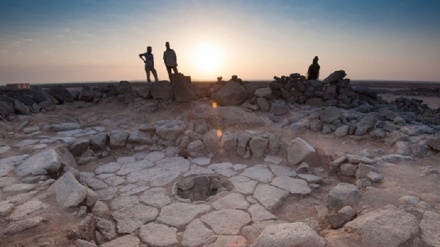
top-left (1, 84), bottom-right (439, 246)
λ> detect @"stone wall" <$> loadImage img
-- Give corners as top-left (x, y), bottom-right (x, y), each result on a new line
top-left (270, 70), bottom-right (383, 108)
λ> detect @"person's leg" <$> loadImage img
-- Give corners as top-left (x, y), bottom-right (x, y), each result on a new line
top-left (146, 69), bottom-right (152, 83)
top-left (152, 68), bottom-right (158, 82)
top-left (166, 66), bottom-right (172, 80)
top-left (172, 66), bottom-right (178, 74)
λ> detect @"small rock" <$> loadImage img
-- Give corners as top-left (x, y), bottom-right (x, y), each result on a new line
top-left (340, 163), bottom-right (357, 177)
top-left (109, 130), bottom-right (129, 147)
top-left (326, 183), bottom-right (361, 210)
top-left (3, 216), bottom-right (44, 235)
top-left (328, 206), bottom-right (356, 229)
top-left (287, 137), bottom-right (315, 166)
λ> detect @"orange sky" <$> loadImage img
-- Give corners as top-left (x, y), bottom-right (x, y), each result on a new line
top-left (1, 1), bottom-right (440, 84)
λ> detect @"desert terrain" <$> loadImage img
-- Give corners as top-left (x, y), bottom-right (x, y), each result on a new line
top-left (0, 73), bottom-right (439, 247)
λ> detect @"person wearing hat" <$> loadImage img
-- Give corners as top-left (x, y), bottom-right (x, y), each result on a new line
top-left (307, 56), bottom-right (320, 80)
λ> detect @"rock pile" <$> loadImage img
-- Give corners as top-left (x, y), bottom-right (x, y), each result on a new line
top-left (1, 94), bottom-right (440, 246)
top-left (332, 153), bottom-right (384, 189)
top-left (0, 83), bottom-right (124, 118)
top-left (270, 70), bottom-right (383, 108)
top-left (392, 97), bottom-right (440, 124)
top-left (0, 74), bottom-right (199, 119)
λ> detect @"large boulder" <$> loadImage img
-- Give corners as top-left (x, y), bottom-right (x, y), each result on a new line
top-left (51, 172), bottom-right (87, 208)
top-left (173, 74), bottom-right (197, 103)
top-left (150, 81), bottom-right (173, 100)
top-left (252, 222), bottom-right (325, 247)
top-left (211, 81), bottom-right (248, 106)
top-left (15, 149), bottom-right (62, 178)
top-left (323, 70), bottom-right (346, 84)
top-left (287, 138), bottom-right (316, 166)
top-left (47, 85), bottom-right (74, 103)
top-left (327, 206), bottom-right (419, 247)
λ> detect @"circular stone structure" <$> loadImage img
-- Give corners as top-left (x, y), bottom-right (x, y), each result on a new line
top-left (173, 175), bottom-right (234, 202)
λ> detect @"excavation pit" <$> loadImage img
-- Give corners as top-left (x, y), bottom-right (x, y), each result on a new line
top-left (174, 175), bottom-right (234, 202)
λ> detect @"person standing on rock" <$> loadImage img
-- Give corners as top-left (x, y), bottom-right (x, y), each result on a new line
top-left (139, 46), bottom-right (158, 83)
top-left (163, 41), bottom-right (178, 80)
top-left (307, 56), bottom-right (320, 80)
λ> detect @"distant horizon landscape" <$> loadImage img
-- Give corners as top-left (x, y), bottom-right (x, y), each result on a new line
top-left (2, 78), bottom-right (440, 89)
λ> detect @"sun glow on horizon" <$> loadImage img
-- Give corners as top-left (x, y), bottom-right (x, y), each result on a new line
top-left (190, 42), bottom-right (225, 76)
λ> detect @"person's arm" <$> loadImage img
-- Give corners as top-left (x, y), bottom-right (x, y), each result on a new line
top-left (139, 54), bottom-right (146, 62)
top-left (173, 50), bottom-right (177, 64)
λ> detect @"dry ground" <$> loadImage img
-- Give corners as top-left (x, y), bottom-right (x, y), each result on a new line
top-left (1, 84), bottom-right (439, 246)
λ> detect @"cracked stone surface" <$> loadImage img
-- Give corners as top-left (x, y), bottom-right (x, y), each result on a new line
top-left (157, 202), bottom-right (212, 228)
top-left (4, 113), bottom-right (434, 247)
top-left (182, 219), bottom-right (215, 247)
top-left (253, 184), bottom-right (289, 210)
top-left (139, 222), bottom-right (178, 247)
top-left (0, 135), bottom-right (331, 246)
top-left (201, 209), bottom-right (251, 235)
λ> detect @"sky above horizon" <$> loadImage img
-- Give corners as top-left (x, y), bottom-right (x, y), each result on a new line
top-left (1, 0), bottom-right (440, 85)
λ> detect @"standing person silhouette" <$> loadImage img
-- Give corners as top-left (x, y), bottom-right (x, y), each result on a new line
top-left (307, 56), bottom-right (320, 80)
top-left (139, 46), bottom-right (158, 83)
top-left (163, 41), bottom-right (178, 80)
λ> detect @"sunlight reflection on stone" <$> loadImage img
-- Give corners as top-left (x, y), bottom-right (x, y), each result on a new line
top-left (217, 129), bottom-right (223, 138)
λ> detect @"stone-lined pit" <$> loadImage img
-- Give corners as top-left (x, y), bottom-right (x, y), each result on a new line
top-left (174, 175), bottom-right (234, 202)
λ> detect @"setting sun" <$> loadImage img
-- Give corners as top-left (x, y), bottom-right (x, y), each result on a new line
top-left (190, 42), bottom-right (225, 75)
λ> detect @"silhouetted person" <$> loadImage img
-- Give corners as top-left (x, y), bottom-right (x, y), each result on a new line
top-left (139, 46), bottom-right (158, 83)
top-left (163, 41), bottom-right (178, 79)
top-left (307, 56), bottom-right (320, 80)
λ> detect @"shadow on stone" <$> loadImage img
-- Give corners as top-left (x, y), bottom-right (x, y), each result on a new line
top-left (174, 175), bottom-right (234, 202)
